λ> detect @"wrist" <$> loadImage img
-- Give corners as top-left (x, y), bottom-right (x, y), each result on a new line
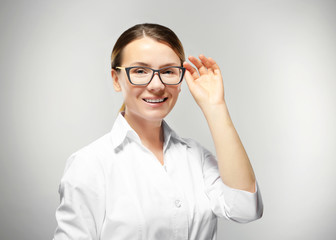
top-left (201, 102), bottom-right (233, 127)
top-left (201, 101), bottom-right (228, 116)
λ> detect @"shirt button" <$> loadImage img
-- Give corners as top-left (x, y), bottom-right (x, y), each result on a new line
top-left (175, 199), bottom-right (182, 208)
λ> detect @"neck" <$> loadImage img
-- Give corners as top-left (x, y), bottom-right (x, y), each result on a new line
top-left (123, 110), bottom-right (165, 164)
top-left (123, 111), bottom-right (164, 146)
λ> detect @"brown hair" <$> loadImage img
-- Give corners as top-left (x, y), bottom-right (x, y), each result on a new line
top-left (111, 23), bottom-right (185, 70)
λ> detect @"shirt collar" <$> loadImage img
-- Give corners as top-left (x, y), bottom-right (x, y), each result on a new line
top-left (162, 120), bottom-right (190, 149)
top-left (109, 112), bottom-right (141, 149)
top-left (110, 112), bottom-right (190, 150)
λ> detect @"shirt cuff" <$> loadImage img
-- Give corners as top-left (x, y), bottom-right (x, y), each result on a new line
top-left (206, 180), bottom-right (263, 223)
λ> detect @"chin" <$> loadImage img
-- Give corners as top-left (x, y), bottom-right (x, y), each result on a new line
top-left (142, 110), bottom-right (170, 122)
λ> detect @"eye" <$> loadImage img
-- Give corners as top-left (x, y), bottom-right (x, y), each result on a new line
top-left (130, 67), bottom-right (150, 75)
top-left (161, 68), bottom-right (179, 76)
top-left (162, 70), bottom-right (174, 75)
top-left (136, 68), bottom-right (147, 74)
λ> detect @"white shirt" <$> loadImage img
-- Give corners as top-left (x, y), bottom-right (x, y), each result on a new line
top-left (53, 113), bottom-right (263, 240)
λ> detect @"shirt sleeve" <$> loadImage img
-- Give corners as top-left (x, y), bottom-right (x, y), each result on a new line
top-left (202, 146), bottom-right (263, 223)
top-left (53, 151), bottom-right (106, 240)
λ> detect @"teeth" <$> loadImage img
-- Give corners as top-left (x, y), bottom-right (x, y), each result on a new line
top-left (144, 98), bottom-right (166, 103)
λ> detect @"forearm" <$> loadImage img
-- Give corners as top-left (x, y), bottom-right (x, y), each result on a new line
top-left (202, 102), bottom-right (256, 193)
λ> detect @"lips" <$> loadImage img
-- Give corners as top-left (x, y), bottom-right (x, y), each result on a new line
top-left (143, 97), bottom-right (168, 103)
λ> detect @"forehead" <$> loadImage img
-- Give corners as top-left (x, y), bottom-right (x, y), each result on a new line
top-left (121, 37), bottom-right (180, 67)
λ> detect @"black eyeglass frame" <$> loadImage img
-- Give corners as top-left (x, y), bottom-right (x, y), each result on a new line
top-left (116, 66), bottom-right (186, 86)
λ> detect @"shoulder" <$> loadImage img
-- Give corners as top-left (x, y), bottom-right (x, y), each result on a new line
top-left (181, 137), bottom-right (212, 153)
top-left (179, 137), bottom-right (216, 163)
top-left (181, 137), bottom-right (202, 148)
top-left (164, 120), bottom-right (215, 162)
top-left (67, 133), bottom-right (112, 167)
top-left (61, 133), bottom-right (113, 190)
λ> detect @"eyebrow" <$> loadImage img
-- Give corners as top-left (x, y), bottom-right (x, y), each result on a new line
top-left (129, 62), bottom-right (181, 68)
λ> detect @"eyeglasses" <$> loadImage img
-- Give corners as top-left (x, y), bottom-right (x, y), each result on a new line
top-left (116, 66), bottom-right (186, 85)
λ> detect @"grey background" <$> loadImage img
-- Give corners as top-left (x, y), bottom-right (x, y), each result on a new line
top-left (1, 0), bottom-right (335, 239)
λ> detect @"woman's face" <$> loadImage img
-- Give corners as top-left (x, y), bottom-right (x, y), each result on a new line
top-left (112, 37), bottom-right (182, 125)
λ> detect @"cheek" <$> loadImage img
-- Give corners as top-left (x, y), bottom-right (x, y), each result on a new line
top-left (118, 77), bottom-right (128, 91)
top-left (173, 84), bottom-right (182, 94)
top-left (121, 83), bottom-right (143, 100)
top-left (168, 86), bottom-right (181, 101)
top-left (118, 77), bottom-right (131, 93)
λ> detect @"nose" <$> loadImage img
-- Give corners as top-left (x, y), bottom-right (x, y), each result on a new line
top-left (147, 73), bottom-right (165, 91)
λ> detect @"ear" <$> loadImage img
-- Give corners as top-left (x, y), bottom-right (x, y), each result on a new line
top-left (111, 69), bottom-right (122, 92)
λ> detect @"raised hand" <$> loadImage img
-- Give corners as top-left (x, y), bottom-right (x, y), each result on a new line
top-left (184, 55), bottom-right (256, 192)
top-left (183, 55), bottom-right (225, 110)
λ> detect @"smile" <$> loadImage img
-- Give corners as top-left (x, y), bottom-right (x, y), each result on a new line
top-left (143, 97), bottom-right (168, 103)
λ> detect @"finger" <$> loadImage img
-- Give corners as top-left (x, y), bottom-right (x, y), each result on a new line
top-left (199, 55), bottom-right (212, 69)
top-left (183, 61), bottom-right (199, 80)
top-left (183, 67), bottom-right (196, 89)
top-left (199, 55), bottom-right (220, 73)
top-left (188, 55), bottom-right (208, 75)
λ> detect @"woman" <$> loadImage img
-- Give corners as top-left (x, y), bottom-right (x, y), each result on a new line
top-left (53, 23), bottom-right (263, 240)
